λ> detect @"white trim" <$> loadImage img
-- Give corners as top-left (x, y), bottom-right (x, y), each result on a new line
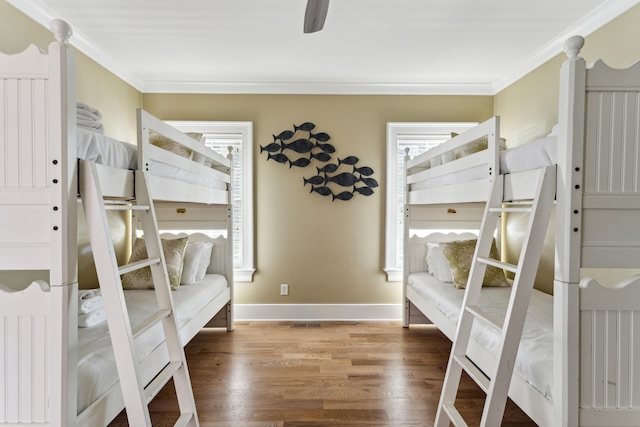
top-left (234, 304), bottom-right (403, 322)
top-left (9, 0), bottom-right (640, 95)
top-left (385, 122), bottom-right (476, 281)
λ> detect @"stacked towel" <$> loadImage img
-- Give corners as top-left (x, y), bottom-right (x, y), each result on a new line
top-left (77, 102), bottom-right (104, 134)
top-left (78, 288), bottom-right (107, 328)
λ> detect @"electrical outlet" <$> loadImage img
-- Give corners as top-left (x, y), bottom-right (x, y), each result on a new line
top-left (280, 284), bottom-right (289, 296)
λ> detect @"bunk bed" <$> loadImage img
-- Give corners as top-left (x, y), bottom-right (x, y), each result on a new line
top-left (403, 36), bottom-right (640, 426)
top-left (0, 20), bottom-right (234, 426)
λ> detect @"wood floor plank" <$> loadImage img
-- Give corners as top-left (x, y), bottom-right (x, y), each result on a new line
top-left (108, 322), bottom-right (538, 426)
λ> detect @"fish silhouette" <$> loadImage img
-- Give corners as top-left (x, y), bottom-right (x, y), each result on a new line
top-left (315, 142), bottom-right (336, 153)
top-left (353, 166), bottom-right (374, 176)
top-left (338, 156), bottom-right (359, 166)
top-left (294, 122), bottom-right (315, 132)
top-left (360, 177), bottom-right (379, 188)
top-left (273, 130), bottom-right (294, 141)
top-left (311, 186), bottom-right (332, 196)
top-left (289, 158), bottom-right (311, 168)
top-left (332, 191), bottom-right (354, 202)
top-left (309, 132), bottom-right (331, 142)
top-left (325, 172), bottom-right (359, 187)
top-left (260, 142), bottom-right (281, 153)
top-left (317, 164), bottom-right (339, 174)
top-left (303, 175), bottom-right (325, 186)
top-left (310, 152), bottom-right (331, 162)
top-left (353, 186), bottom-right (374, 196)
top-left (267, 153), bottom-right (289, 163)
top-left (281, 138), bottom-right (314, 153)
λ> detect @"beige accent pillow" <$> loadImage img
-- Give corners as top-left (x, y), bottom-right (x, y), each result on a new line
top-left (149, 131), bottom-right (192, 159)
top-left (439, 238), bottom-right (509, 289)
top-left (121, 236), bottom-right (189, 290)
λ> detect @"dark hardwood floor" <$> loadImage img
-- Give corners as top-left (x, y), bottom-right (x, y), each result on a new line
top-left (109, 321), bottom-right (538, 426)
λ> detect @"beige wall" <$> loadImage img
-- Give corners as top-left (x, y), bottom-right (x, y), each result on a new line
top-left (143, 94), bottom-right (493, 304)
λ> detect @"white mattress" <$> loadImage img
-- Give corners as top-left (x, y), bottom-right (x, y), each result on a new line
top-left (408, 272), bottom-right (554, 400)
top-left (410, 136), bottom-right (557, 191)
top-left (77, 128), bottom-right (227, 190)
top-left (76, 274), bottom-right (228, 413)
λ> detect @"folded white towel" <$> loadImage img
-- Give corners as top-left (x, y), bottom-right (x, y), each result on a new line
top-left (77, 118), bottom-right (105, 134)
top-left (78, 289), bottom-right (104, 314)
top-left (76, 102), bottom-right (102, 120)
top-left (78, 307), bottom-right (107, 328)
top-left (76, 108), bottom-right (102, 122)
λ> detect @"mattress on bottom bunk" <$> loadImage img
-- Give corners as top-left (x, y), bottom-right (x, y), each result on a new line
top-left (410, 135), bottom-right (557, 191)
top-left (77, 128), bottom-right (227, 190)
top-left (76, 273), bottom-right (228, 413)
top-left (408, 272), bottom-right (554, 400)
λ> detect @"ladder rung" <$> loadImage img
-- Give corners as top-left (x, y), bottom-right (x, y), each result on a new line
top-left (119, 257), bottom-right (161, 275)
top-left (132, 309), bottom-right (172, 339)
top-left (104, 204), bottom-right (150, 211)
top-left (454, 354), bottom-right (490, 394)
top-left (174, 413), bottom-right (194, 427)
top-left (489, 206), bottom-right (532, 213)
top-left (477, 257), bottom-right (517, 273)
top-left (443, 403), bottom-right (468, 427)
top-left (466, 305), bottom-right (503, 331)
top-left (144, 361), bottom-right (183, 405)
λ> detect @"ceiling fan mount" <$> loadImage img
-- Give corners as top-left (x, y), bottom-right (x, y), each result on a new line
top-left (304, 0), bottom-right (330, 33)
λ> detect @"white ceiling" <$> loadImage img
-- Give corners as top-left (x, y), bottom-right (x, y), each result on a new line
top-left (8, 0), bottom-right (640, 95)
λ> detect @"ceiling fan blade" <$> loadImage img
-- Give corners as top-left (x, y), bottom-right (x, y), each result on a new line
top-left (304, 0), bottom-right (329, 33)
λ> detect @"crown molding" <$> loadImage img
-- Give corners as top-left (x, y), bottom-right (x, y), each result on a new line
top-left (9, 0), bottom-right (640, 96)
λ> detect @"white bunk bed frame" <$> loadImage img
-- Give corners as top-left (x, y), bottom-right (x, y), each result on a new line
top-left (0, 20), bottom-right (234, 426)
top-left (403, 36), bottom-right (640, 426)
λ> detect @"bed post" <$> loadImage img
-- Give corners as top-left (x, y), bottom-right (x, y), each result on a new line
top-left (402, 147), bottom-right (411, 327)
top-left (226, 146), bottom-right (235, 331)
top-left (554, 35), bottom-right (585, 427)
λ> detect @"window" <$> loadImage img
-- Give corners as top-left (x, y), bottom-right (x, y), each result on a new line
top-left (167, 121), bottom-right (255, 281)
top-left (384, 122), bottom-right (476, 281)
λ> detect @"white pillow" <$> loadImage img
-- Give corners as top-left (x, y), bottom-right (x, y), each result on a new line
top-left (195, 241), bottom-right (214, 281)
top-left (181, 241), bottom-right (203, 285)
top-left (426, 242), bottom-right (453, 283)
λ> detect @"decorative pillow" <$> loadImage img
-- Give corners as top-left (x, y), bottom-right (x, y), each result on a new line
top-left (426, 243), bottom-right (453, 283)
top-left (439, 239), bottom-right (509, 289)
top-left (195, 241), bottom-right (214, 281)
top-left (181, 241), bottom-right (203, 285)
top-left (453, 135), bottom-right (507, 160)
top-left (121, 236), bottom-right (189, 290)
top-left (149, 131), bottom-right (192, 159)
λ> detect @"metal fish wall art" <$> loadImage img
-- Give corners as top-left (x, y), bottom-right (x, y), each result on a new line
top-left (262, 122), bottom-right (377, 202)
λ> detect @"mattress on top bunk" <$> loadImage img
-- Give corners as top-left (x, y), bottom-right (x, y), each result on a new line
top-left (408, 272), bottom-right (554, 400)
top-left (76, 128), bottom-right (227, 190)
top-left (76, 273), bottom-right (228, 413)
top-left (410, 135), bottom-right (557, 191)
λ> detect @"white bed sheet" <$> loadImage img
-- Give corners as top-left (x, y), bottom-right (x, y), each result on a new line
top-left (77, 128), bottom-right (227, 190)
top-left (408, 272), bottom-right (554, 400)
top-left (410, 136), bottom-right (557, 191)
top-left (76, 274), bottom-right (228, 413)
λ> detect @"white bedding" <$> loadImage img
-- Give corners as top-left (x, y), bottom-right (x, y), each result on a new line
top-left (76, 274), bottom-right (228, 413)
top-left (408, 272), bottom-right (554, 400)
top-left (410, 135), bottom-right (557, 191)
top-left (77, 128), bottom-right (227, 190)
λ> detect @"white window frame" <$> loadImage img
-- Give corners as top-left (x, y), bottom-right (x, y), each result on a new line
top-left (385, 122), bottom-right (477, 281)
top-left (167, 120), bottom-right (255, 282)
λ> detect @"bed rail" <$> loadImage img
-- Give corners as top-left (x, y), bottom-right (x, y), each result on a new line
top-left (406, 116), bottom-right (500, 205)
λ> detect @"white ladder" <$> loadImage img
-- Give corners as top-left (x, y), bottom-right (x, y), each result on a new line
top-left (435, 165), bottom-right (556, 427)
top-left (79, 160), bottom-right (200, 427)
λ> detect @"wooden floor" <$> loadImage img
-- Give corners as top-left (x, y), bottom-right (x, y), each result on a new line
top-left (109, 321), bottom-right (538, 426)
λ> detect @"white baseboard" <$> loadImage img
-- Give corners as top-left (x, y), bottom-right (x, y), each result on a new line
top-left (234, 304), bottom-right (403, 322)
